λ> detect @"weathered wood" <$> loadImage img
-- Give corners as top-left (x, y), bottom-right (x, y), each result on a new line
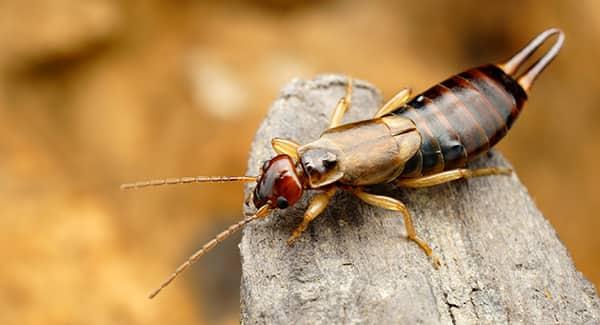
top-left (240, 75), bottom-right (600, 324)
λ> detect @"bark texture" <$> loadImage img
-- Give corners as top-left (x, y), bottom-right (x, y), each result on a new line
top-left (240, 75), bottom-right (600, 324)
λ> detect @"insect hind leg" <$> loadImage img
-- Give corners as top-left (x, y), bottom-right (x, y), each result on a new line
top-left (374, 87), bottom-right (412, 118)
top-left (397, 167), bottom-right (512, 188)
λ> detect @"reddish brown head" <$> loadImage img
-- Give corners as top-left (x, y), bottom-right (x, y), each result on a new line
top-left (120, 154), bottom-right (305, 299)
top-left (253, 154), bottom-right (304, 209)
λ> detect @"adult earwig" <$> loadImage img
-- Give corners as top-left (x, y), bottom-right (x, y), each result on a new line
top-left (122, 28), bottom-right (564, 298)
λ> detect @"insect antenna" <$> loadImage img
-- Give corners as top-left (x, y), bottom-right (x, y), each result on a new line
top-left (147, 204), bottom-right (271, 299)
top-left (120, 175), bottom-right (257, 190)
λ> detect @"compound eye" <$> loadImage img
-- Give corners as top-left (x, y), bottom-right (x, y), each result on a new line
top-left (276, 196), bottom-right (289, 209)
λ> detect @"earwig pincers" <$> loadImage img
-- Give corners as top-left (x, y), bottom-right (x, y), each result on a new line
top-left (121, 28), bottom-right (564, 298)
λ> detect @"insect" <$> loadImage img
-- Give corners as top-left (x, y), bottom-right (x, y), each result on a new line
top-left (122, 28), bottom-right (564, 299)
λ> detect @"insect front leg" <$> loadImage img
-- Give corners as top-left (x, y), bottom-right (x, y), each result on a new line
top-left (271, 138), bottom-right (300, 162)
top-left (352, 188), bottom-right (440, 268)
top-left (329, 78), bottom-right (353, 128)
top-left (287, 187), bottom-right (337, 245)
top-left (396, 167), bottom-right (512, 188)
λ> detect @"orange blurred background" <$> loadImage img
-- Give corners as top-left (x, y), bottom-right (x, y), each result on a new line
top-left (0, 1), bottom-right (598, 324)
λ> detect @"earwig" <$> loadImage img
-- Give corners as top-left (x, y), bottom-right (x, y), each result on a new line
top-left (122, 28), bottom-right (564, 299)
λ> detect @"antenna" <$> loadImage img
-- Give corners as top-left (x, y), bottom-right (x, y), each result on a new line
top-left (120, 175), bottom-right (257, 190)
top-left (147, 204), bottom-right (272, 299)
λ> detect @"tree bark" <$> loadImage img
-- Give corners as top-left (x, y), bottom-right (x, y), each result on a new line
top-left (240, 75), bottom-right (600, 324)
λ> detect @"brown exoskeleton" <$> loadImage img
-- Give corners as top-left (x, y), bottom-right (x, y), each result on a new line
top-left (122, 28), bottom-right (564, 299)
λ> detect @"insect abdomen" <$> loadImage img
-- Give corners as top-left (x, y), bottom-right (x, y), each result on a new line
top-left (397, 64), bottom-right (528, 177)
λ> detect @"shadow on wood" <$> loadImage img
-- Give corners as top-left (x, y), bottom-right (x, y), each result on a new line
top-left (240, 75), bottom-right (599, 324)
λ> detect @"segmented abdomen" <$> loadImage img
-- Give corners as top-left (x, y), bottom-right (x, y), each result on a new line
top-left (396, 64), bottom-right (528, 177)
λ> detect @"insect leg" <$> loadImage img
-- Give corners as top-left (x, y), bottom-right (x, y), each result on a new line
top-left (287, 187), bottom-right (337, 245)
top-left (329, 77), bottom-right (353, 128)
top-left (374, 87), bottom-right (412, 118)
top-left (397, 167), bottom-right (512, 188)
top-left (271, 138), bottom-right (300, 162)
top-left (352, 188), bottom-right (440, 268)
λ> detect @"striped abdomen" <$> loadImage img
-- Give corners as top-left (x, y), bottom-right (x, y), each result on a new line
top-left (396, 64), bottom-right (528, 177)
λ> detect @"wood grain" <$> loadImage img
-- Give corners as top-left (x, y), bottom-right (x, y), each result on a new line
top-left (240, 75), bottom-right (599, 324)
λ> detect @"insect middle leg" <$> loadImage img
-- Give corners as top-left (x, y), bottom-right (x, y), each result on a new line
top-left (271, 77), bottom-right (355, 159)
top-left (352, 188), bottom-right (440, 268)
top-left (397, 167), bottom-right (512, 188)
top-left (329, 78), bottom-right (353, 128)
top-left (287, 187), bottom-right (337, 245)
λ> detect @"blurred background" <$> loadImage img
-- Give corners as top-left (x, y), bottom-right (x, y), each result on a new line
top-left (0, 0), bottom-right (598, 324)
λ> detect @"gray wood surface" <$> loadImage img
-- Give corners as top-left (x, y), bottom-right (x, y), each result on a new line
top-left (240, 75), bottom-right (599, 324)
